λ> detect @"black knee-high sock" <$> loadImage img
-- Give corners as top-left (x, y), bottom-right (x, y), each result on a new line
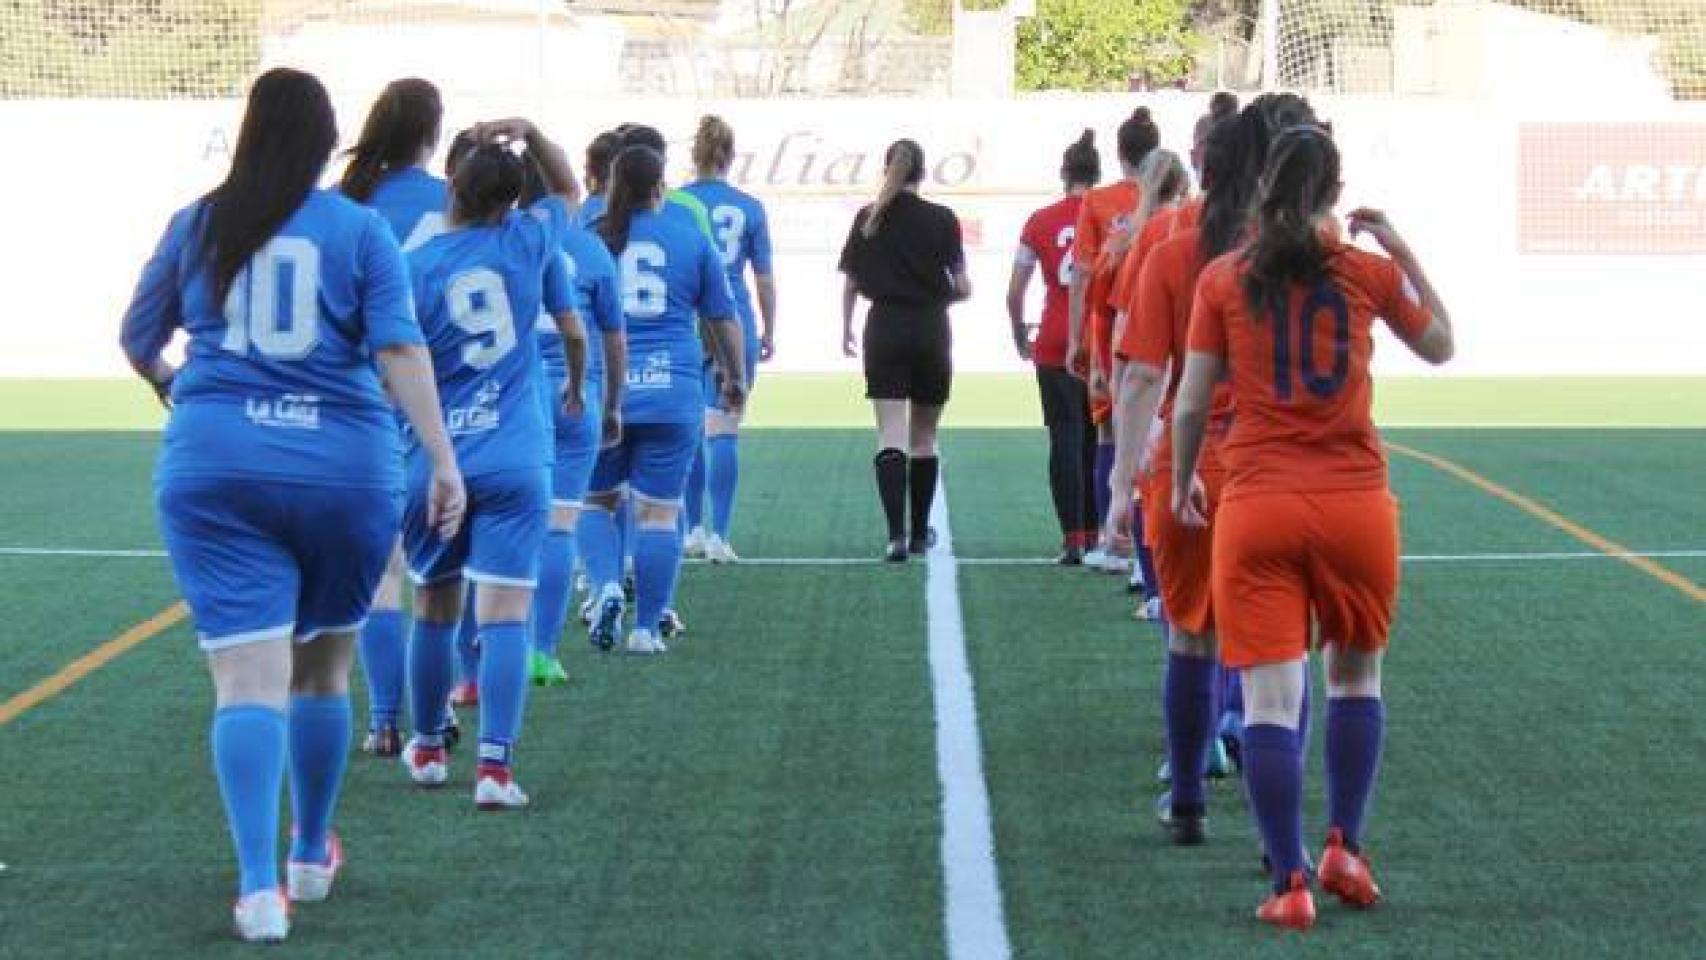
top-left (1044, 420), bottom-right (1078, 540)
top-left (908, 455), bottom-right (939, 540)
top-left (874, 448), bottom-right (908, 541)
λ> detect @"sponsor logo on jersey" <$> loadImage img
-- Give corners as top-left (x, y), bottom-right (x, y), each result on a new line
top-left (448, 380), bottom-right (502, 435)
top-left (245, 394), bottom-right (321, 430)
top-left (628, 351), bottom-right (673, 389)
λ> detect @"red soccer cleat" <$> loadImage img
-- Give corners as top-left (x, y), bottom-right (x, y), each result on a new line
top-left (1256, 871), bottom-right (1316, 931)
top-left (450, 681), bottom-right (479, 708)
top-left (1319, 828), bottom-right (1383, 908)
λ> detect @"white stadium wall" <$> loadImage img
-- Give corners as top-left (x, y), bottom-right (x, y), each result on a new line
top-left (1, 93), bottom-right (1703, 379)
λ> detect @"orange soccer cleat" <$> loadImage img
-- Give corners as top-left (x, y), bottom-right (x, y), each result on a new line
top-left (1319, 828), bottom-right (1383, 908)
top-left (1256, 871), bottom-right (1316, 931)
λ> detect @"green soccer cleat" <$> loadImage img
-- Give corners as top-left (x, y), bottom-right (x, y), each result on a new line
top-left (528, 651), bottom-right (569, 687)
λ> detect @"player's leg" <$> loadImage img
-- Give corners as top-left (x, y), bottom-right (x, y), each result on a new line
top-left (356, 541), bottom-right (408, 756)
top-left (1150, 476), bottom-right (1220, 844)
top-left (1036, 366), bottom-right (1086, 563)
top-left (579, 439), bottom-right (632, 652)
top-left (452, 589), bottom-right (480, 706)
top-left (624, 422), bottom-right (700, 653)
top-left (400, 477), bottom-right (469, 786)
top-left (871, 399), bottom-right (910, 559)
top-left (1087, 419), bottom-right (1116, 567)
top-left (157, 476), bottom-right (295, 940)
top-left (532, 401), bottom-right (599, 684)
top-left (704, 407), bottom-right (743, 562)
top-left (683, 434), bottom-right (709, 558)
top-left (906, 401), bottom-right (945, 554)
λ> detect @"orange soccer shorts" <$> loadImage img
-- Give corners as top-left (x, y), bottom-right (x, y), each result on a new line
top-left (1142, 467), bottom-right (1222, 636)
top-left (1210, 488), bottom-right (1400, 669)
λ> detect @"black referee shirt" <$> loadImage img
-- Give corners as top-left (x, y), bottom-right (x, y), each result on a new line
top-left (838, 192), bottom-right (965, 311)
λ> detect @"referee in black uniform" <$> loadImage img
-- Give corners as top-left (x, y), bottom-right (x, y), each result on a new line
top-left (839, 139), bottom-right (971, 562)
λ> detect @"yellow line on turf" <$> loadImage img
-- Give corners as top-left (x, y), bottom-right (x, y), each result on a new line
top-left (0, 601), bottom-right (188, 726)
top-left (1388, 441), bottom-right (1705, 604)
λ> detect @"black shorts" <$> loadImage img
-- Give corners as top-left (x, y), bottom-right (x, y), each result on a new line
top-left (863, 304), bottom-right (952, 405)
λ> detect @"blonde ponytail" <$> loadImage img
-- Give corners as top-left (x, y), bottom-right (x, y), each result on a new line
top-left (1133, 148), bottom-right (1187, 230)
top-left (863, 139), bottom-right (925, 240)
top-left (692, 114), bottom-right (735, 177)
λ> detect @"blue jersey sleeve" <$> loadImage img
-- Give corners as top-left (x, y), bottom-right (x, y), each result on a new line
top-left (543, 250), bottom-right (574, 316)
top-left (583, 244), bottom-right (624, 334)
top-left (358, 212), bottom-right (423, 350)
top-left (695, 233), bottom-right (738, 323)
top-left (120, 207), bottom-right (194, 366)
top-left (748, 201), bottom-right (774, 276)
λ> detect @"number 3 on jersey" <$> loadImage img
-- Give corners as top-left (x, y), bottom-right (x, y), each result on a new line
top-left (621, 241), bottom-right (668, 318)
top-left (711, 205), bottom-right (745, 266)
top-left (1270, 282), bottom-right (1350, 401)
top-left (221, 237), bottom-right (320, 360)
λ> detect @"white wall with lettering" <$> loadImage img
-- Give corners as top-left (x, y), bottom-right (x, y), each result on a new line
top-left (1, 95), bottom-right (1701, 378)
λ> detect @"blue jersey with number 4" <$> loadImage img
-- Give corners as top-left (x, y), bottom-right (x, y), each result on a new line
top-left (407, 199), bottom-right (573, 479)
top-left (536, 224), bottom-right (623, 399)
top-left (682, 178), bottom-right (772, 343)
top-left (366, 166), bottom-right (449, 251)
top-left (613, 208), bottom-right (737, 425)
top-left (120, 190), bottom-right (423, 488)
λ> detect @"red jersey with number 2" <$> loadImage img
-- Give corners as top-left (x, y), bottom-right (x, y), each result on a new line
top-left (1018, 194), bottom-right (1084, 368)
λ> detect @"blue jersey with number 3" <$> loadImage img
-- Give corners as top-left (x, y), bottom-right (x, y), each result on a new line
top-left (120, 191), bottom-right (423, 488)
top-left (366, 166), bottom-right (449, 251)
top-left (613, 208), bottom-right (737, 425)
top-left (407, 199), bottom-right (573, 479)
top-left (682, 178), bottom-right (772, 343)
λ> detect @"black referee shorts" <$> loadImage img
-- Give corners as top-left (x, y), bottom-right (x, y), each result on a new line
top-left (863, 304), bottom-right (952, 406)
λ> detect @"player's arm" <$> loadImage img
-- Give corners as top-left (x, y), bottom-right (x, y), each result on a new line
top-left (1115, 254), bottom-right (1174, 471)
top-left (697, 240), bottom-right (747, 413)
top-left (1066, 203), bottom-right (1099, 378)
top-left (479, 118), bottom-right (581, 208)
top-left (1170, 350), bottom-right (1222, 527)
top-left (1348, 208), bottom-right (1454, 364)
top-left (120, 212), bottom-right (189, 407)
top-left (1007, 245), bottom-right (1037, 361)
top-left (545, 253), bottom-right (586, 414)
top-left (840, 275), bottom-right (860, 358)
top-left (752, 206), bottom-right (778, 360)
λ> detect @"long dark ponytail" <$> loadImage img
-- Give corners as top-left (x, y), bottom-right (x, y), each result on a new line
top-left (598, 145), bottom-right (664, 255)
top-left (1242, 126), bottom-right (1341, 314)
top-left (1196, 105), bottom-right (1274, 264)
top-left (339, 78), bottom-right (442, 203)
top-left (199, 67), bottom-right (336, 305)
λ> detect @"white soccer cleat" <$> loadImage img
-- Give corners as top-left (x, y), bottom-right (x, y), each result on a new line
top-left (286, 832), bottom-right (343, 903)
top-left (1103, 553), bottom-right (1134, 575)
top-left (402, 738), bottom-right (449, 787)
top-left (232, 889), bottom-right (290, 943)
top-left (474, 771), bottom-right (530, 811)
top-left (683, 526), bottom-right (709, 559)
top-left (1082, 546), bottom-right (1109, 570)
top-left (625, 628), bottom-right (668, 656)
top-left (704, 534), bottom-right (739, 564)
top-left (1135, 596), bottom-right (1163, 621)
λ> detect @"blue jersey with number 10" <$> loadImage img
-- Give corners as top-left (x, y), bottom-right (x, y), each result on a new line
top-left (682, 178), bottom-right (772, 344)
top-left (366, 166), bottom-right (449, 251)
top-left (614, 208), bottom-right (737, 425)
top-left (120, 191), bottom-right (423, 489)
top-left (406, 199), bottom-right (573, 479)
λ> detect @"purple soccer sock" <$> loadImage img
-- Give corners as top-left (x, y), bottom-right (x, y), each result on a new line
top-left (1325, 696), bottom-right (1385, 851)
top-left (1243, 723), bottom-right (1306, 893)
top-left (1163, 652), bottom-right (1218, 811)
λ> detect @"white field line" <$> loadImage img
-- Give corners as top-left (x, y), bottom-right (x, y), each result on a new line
top-left (3, 546), bottom-right (1704, 566)
top-left (924, 478), bottom-right (1012, 960)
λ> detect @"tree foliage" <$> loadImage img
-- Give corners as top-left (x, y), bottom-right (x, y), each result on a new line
top-left (1017, 0), bottom-right (1198, 91)
top-left (0, 0), bottom-right (258, 98)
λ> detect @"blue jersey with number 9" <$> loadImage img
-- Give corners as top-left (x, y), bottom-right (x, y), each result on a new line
top-left (406, 198), bottom-right (573, 479)
top-left (681, 178), bottom-right (771, 346)
top-left (611, 208), bottom-right (738, 425)
top-left (120, 190), bottom-right (424, 489)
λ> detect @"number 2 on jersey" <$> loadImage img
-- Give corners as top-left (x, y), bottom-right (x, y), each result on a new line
top-left (221, 237), bottom-right (320, 360)
top-left (1054, 226), bottom-right (1076, 287)
top-left (1269, 282), bottom-right (1350, 401)
top-left (447, 268), bottom-right (517, 371)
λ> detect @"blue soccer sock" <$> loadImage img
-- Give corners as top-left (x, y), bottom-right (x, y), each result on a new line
top-left (1132, 501), bottom-right (1160, 598)
top-left (617, 499), bottom-right (635, 569)
top-left (211, 705), bottom-right (287, 897)
top-left (532, 529), bottom-right (575, 655)
top-left (1325, 696), bottom-right (1385, 851)
top-left (1298, 659), bottom-right (1314, 754)
top-left (1243, 723), bottom-right (1306, 892)
top-left (455, 597), bottom-right (480, 685)
top-left (576, 506), bottom-right (623, 595)
top-left (287, 694), bottom-right (351, 865)
top-left (633, 524), bottom-right (680, 632)
top-left (685, 443), bottom-right (707, 531)
top-left (1092, 441), bottom-right (1115, 530)
top-left (476, 620), bottom-right (530, 769)
top-left (357, 609), bottom-right (406, 729)
top-left (409, 619), bottom-right (458, 745)
top-left (706, 434), bottom-right (740, 539)
top-left (1163, 652), bottom-right (1218, 811)
top-left (1219, 669), bottom-right (1246, 744)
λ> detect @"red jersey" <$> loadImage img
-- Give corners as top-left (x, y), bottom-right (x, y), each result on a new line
top-left (1017, 193), bottom-right (1085, 368)
top-left (1188, 241), bottom-right (1433, 500)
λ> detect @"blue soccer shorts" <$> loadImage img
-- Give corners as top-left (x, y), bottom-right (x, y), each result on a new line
top-left (550, 376), bottom-right (603, 508)
top-left (702, 340), bottom-right (759, 412)
top-left (156, 475), bottom-right (400, 651)
top-left (405, 466), bottom-right (550, 588)
top-left (588, 421), bottom-right (703, 503)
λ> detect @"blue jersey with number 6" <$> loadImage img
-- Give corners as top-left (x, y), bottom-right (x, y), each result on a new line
top-left (366, 166), bottom-right (449, 251)
top-left (407, 199), bottom-right (573, 479)
top-left (120, 191), bottom-right (423, 488)
top-left (612, 208), bottom-right (737, 425)
top-left (682, 178), bottom-right (772, 344)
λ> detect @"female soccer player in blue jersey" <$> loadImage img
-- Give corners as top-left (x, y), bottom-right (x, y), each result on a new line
top-left (120, 68), bottom-right (464, 943)
top-left (576, 129), bottom-right (622, 229)
top-left (680, 115), bottom-right (776, 564)
top-left (580, 145), bottom-right (746, 655)
top-left (399, 120), bottom-right (586, 810)
top-left (337, 77), bottom-right (447, 758)
top-left (519, 160), bottom-right (627, 686)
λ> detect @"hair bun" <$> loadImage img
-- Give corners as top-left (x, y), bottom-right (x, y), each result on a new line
top-left (1130, 106), bottom-right (1153, 123)
top-left (1075, 129), bottom-right (1095, 148)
